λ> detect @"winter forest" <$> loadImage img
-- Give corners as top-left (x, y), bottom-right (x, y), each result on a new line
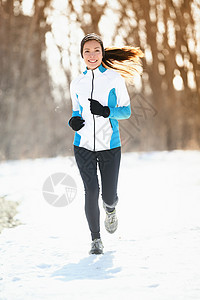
top-left (1, 1), bottom-right (200, 299)
top-left (0, 0), bottom-right (200, 160)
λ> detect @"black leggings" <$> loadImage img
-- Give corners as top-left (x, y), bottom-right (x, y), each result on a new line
top-left (74, 145), bottom-right (121, 240)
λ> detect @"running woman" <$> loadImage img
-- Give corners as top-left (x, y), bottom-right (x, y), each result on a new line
top-left (68, 33), bottom-right (143, 254)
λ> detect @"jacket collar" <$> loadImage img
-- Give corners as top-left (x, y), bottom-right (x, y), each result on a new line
top-left (83, 64), bottom-right (107, 76)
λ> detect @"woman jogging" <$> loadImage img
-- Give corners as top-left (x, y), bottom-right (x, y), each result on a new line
top-left (68, 33), bottom-right (143, 254)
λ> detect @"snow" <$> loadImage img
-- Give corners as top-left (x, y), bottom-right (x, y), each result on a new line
top-left (0, 150), bottom-right (200, 300)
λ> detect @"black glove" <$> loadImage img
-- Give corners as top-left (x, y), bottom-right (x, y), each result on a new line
top-left (88, 99), bottom-right (110, 118)
top-left (68, 116), bottom-right (85, 131)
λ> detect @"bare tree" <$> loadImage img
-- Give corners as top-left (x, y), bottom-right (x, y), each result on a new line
top-left (115, 0), bottom-right (200, 150)
top-left (0, 0), bottom-right (71, 160)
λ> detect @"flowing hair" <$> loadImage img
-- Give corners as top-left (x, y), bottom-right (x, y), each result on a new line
top-left (80, 33), bottom-right (144, 83)
top-left (102, 46), bottom-right (144, 83)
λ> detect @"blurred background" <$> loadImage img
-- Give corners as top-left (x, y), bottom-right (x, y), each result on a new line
top-left (0, 0), bottom-right (200, 161)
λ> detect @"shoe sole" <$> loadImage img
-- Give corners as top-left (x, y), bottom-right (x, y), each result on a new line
top-left (89, 249), bottom-right (104, 255)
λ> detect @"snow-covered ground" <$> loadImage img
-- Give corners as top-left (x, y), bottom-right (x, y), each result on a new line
top-left (0, 150), bottom-right (200, 300)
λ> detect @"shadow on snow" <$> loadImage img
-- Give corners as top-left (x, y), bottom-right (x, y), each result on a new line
top-left (51, 251), bottom-right (121, 281)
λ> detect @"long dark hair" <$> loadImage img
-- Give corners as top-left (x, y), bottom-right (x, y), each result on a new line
top-left (102, 46), bottom-right (144, 81)
top-left (80, 33), bottom-right (144, 82)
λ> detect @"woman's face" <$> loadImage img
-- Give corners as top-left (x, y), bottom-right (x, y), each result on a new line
top-left (83, 40), bottom-right (103, 70)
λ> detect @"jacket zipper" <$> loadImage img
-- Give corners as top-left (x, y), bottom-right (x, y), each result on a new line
top-left (109, 119), bottom-right (113, 129)
top-left (91, 70), bottom-right (95, 151)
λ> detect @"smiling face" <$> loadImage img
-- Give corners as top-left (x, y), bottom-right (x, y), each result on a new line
top-left (82, 40), bottom-right (103, 70)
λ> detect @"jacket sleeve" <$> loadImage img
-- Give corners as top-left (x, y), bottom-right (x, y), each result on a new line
top-left (69, 80), bottom-right (82, 118)
top-left (109, 75), bottom-right (131, 120)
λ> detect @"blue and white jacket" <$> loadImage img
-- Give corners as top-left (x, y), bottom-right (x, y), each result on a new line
top-left (69, 64), bottom-right (131, 151)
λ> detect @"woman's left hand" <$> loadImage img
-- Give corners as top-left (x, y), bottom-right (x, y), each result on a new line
top-left (88, 99), bottom-right (110, 118)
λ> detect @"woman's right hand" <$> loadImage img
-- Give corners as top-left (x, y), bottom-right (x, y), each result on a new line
top-left (68, 116), bottom-right (85, 131)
